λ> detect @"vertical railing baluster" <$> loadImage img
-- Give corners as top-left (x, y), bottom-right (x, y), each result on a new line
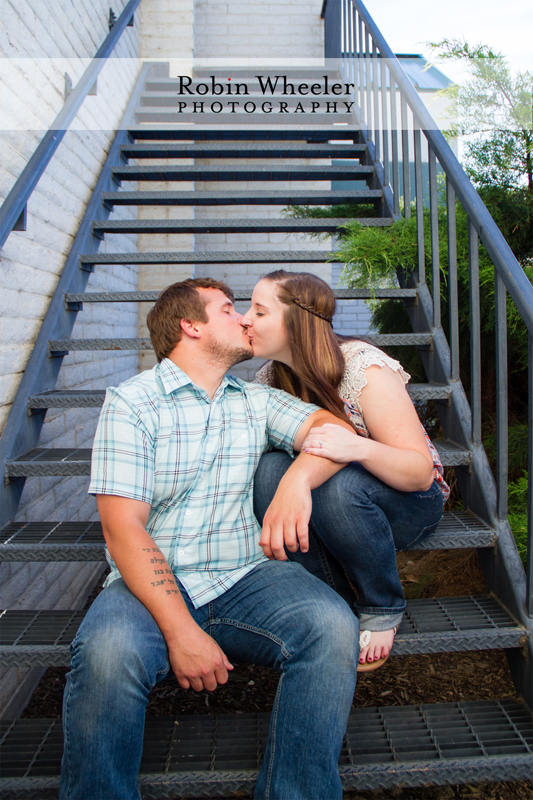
top-left (372, 41), bottom-right (380, 162)
top-left (526, 333), bottom-right (533, 619)
top-left (359, 15), bottom-right (365, 131)
top-left (469, 222), bottom-right (482, 446)
top-left (353, 6), bottom-right (359, 110)
top-left (413, 122), bottom-right (425, 283)
top-left (495, 269), bottom-right (508, 521)
top-left (428, 145), bottom-right (440, 326)
top-left (446, 179), bottom-right (459, 380)
top-left (401, 94), bottom-right (410, 218)
top-left (348, 1), bottom-right (355, 102)
top-left (342, 0), bottom-right (348, 57)
top-left (348, 0), bottom-right (354, 56)
top-left (390, 78), bottom-right (400, 216)
top-left (381, 57), bottom-right (389, 188)
top-left (365, 26), bottom-right (372, 139)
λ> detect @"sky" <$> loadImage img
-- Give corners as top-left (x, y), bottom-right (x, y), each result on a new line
top-left (365, 0), bottom-right (532, 79)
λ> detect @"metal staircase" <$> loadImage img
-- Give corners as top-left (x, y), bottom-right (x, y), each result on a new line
top-left (1, 0), bottom-right (532, 796)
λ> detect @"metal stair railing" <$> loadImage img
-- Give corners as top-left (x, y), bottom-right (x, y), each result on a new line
top-left (0, 62), bottom-right (151, 528)
top-left (0, 0), bottom-right (142, 252)
top-left (322, 0), bottom-right (533, 705)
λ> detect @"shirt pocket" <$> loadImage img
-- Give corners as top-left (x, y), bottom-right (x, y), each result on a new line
top-left (225, 418), bottom-right (265, 479)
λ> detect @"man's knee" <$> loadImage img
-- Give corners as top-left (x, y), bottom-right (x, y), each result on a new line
top-left (71, 620), bottom-right (149, 688)
top-left (70, 586), bottom-right (168, 688)
top-left (296, 592), bottom-right (359, 668)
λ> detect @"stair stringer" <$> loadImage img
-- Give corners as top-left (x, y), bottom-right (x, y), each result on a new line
top-left (401, 276), bottom-right (532, 710)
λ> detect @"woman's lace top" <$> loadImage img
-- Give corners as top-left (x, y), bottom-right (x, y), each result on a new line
top-left (253, 340), bottom-right (450, 502)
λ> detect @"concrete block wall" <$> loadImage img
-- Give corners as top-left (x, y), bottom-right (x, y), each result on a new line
top-left (194, 0), bottom-right (324, 59)
top-left (0, 0), bottom-right (142, 717)
top-left (137, 2), bottom-right (196, 372)
top-left (330, 261), bottom-right (374, 339)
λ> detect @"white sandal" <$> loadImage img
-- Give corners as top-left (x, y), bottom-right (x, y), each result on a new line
top-left (357, 626), bottom-right (399, 673)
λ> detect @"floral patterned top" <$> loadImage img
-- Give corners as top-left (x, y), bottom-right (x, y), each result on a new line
top-left (254, 339), bottom-right (450, 502)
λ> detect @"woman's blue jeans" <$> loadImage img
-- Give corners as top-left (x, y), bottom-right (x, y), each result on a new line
top-left (254, 452), bottom-right (444, 632)
top-left (60, 560), bottom-right (359, 800)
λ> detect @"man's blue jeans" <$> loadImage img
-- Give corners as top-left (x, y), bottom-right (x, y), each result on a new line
top-left (254, 452), bottom-right (444, 632)
top-left (60, 560), bottom-right (359, 800)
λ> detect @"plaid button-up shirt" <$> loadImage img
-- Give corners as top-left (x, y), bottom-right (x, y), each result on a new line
top-left (89, 358), bottom-right (318, 607)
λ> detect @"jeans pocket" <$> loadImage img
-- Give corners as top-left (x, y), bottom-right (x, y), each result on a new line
top-left (413, 480), bottom-right (443, 501)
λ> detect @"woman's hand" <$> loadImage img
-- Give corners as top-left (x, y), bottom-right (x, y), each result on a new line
top-left (303, 423), bottom-right (360, 463)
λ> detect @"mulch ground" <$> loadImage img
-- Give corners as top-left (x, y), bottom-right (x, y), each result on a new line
top-left (21, 549), bottom-right (533, 799)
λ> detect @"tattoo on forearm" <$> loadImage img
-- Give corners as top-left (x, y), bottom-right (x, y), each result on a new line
top-left (144, 544), bottom-right (180, 596)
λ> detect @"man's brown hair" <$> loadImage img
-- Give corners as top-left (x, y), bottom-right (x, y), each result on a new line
top-left (146, 278), bottom-right (234, 362)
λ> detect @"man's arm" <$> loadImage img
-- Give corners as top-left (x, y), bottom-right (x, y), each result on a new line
top-left (97, 495), bottom-right (233, 691)
top-left (259, 410), bottom-right (354, 560)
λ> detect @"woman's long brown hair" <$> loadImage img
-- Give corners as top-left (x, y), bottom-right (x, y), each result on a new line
top-left (262, 270), bottom-right (357, 428)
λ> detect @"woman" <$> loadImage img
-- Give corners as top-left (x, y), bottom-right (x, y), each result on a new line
top-left (242, 270), bottom-right (448, 671)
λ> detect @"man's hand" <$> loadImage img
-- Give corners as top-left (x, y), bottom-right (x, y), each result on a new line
top-left (259, 471), bottom-right (312, 560)
top-left (168, 622), bottom-right (234, 691)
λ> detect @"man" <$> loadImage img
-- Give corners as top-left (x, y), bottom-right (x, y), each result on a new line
top-left (60, 278), bottom-right (359, 800)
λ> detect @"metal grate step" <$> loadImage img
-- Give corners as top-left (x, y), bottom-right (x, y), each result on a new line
top-left (79, 250), bottom-right (349, 267)
top-left (5, 439), bottom-right (466, 478)
top-left (1, 699), bottom-right (531, 796)
top-left (102, 188), bottom-right (383, 208)
top-left (65, 286), bottom-right (415, 303)
top-left (111, 164), bottom-right (374, 182)
top-left (126, 128), bottom-right (362, 141)
top-left (91, 217), bottom-right (392, 235)
top-left (0, 510), bottom-right (494, 562)
top-left (0, 596), bottom-right (526, 668)
top-left (26, 380), bottom-right (441, 412)
top-left (120, 141), bottom-right (368, 159)
top-left (138, 93), bottom-right (358, 108)
top-left (47, 334), bottom-right (433, 357)
top-left (132, 109), bottom-right (356, 125)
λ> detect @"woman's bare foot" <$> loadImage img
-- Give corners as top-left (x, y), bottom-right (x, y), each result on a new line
top-left (358, 628), bottom-right (397, 671)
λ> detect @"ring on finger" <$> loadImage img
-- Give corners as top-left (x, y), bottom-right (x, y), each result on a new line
top-left (319, 440), bottom-right (324, 447)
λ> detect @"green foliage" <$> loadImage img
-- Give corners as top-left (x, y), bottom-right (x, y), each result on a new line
top-left (281, 203), bottom-right (378, 242)
top-left (508, 473), bottom-right (529, 567)
top-left (282, 202), bottom-right (377, 220)
top-left (334, 217), bottom-right (419, 288)
top-left (483, 424), bottom-right (529, 483)
top-left (338, 202), bottom-right (532, 370)
top-left (426, 38), bottom-right (533, 194)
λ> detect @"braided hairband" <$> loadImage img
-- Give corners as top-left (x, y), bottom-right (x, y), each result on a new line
top-left (290, 298), bottom-right (333, 325)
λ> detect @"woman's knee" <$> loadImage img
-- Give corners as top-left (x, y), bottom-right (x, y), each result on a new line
top-left (254, 450), bottom-right (293, 521)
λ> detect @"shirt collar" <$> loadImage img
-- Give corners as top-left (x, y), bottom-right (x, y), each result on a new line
top-left (158, 358), bottom-right (244, 396)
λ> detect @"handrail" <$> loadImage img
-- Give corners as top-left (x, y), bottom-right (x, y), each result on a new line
top-left (0, 0), bottom-right (142, 252)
